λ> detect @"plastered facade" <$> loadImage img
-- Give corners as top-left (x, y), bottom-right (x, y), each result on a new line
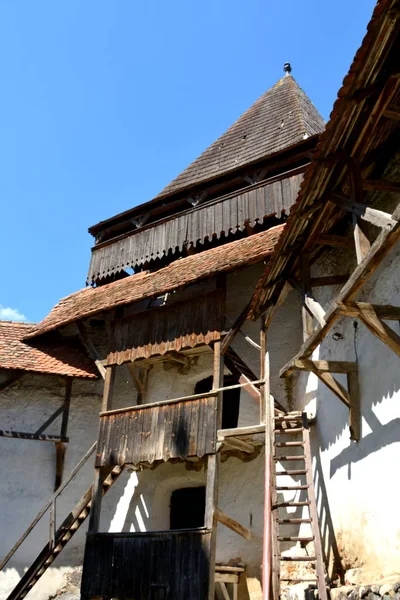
top-left (292, 241), bottom-right (400, 580)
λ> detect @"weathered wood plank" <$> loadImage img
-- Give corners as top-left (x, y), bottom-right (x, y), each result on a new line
top-left (214, 508), bottom-right (252, 540)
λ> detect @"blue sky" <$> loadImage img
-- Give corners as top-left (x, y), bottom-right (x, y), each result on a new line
top-left (0, 0), bottom-right (376, 323)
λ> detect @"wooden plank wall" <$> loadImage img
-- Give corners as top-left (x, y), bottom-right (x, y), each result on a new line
top-left (81, 530), bottom-right (211, 600)
top-left (87, 172), bottom-right (303, 283)
top-left (107, 291), bottom-right (222, 365)
top-left (96, 396), bottom-right (217, 467)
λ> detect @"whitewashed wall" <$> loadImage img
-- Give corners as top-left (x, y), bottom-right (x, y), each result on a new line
top-left (293, 241), bottom-right (400, 580)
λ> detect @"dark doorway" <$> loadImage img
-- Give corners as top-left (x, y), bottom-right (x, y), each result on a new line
top-left (170, 487), bottom-right (206, 530)
top-left (194, 375), bottom-right (240, 429)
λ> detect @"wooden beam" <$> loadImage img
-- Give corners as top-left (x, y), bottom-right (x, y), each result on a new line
top-left (214, 507), bottom-right (252, 541)
top-left (357, 304), bottom-right (400, 358)
top-left (102, 366), bottom-right (116, 412)
top-left (218, 436), bottom-right (255, 453)
top-left (311, 369), bottom-right (351, 408)
top-left (337, 302), bottom-right (400, 320)
top-left (362, 179), bottom-right (400, 193)
top-left (315, 234), bottom-right (354, 249)
top-left (347, 371), bottom-right (361, 442)
top-left (54, 442), bottom-right (66, 491)
top-left (0, 371), bottom-right (23, 392)
top-left (221, 301), bottom-right (251, 355)
top-left (287, 359), bottom-right (357, 375)
top-left (34, 405), bottom-right (65, 435)
top-left (0, 431), bottom-right (68, 443)
top-left (330, 193), bottom-right (397, 230)
top-left (77, 322), bottom-right (106, 379)
top-left (280, 202), bottom-right (400, 376)
top-left (54, 377), bottom-right (72, 490)
top-left (352, 215), bottom-right (371, 264)
top-left (218, 424), bottom-right (265, 438)
top-left (310, 275), bottom-right (350, 287)
top-left (304, 296), bottom-right (326, 328)
top-left (383, 104), bottom-right (400, 120)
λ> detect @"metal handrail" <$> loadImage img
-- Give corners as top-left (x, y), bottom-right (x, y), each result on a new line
top-left (0, 442), bottom-right (96, 571)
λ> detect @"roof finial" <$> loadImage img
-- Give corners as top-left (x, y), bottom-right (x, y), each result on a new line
top-left (283, 62), bottom-right (292, 75)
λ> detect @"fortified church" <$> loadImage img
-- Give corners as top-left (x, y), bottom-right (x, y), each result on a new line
top-left (0, 1), bottom-right (399, 599)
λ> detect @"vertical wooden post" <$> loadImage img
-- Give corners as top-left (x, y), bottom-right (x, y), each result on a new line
top-left (260, 325), bottom-right (266, 424)
top-left (347, 370), bottom-right (361, 441)
top-left (88, 366), bottom-right (116, 533)
top-left (206, 276), bottom-right (225, 600)
top-left (262, 316), bottom-right (278, 600)
top-left (54, 377), bottom-right (72, 490)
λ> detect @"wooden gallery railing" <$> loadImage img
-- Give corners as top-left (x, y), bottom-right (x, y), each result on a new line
top-left (95, 393), bottom-right (219, 468)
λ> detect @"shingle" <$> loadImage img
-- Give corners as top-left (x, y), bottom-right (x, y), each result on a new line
top-left (0, 321), bottom-right (98, 378)
top-left (26, 224), bottom-right (284, 339)
top-left (156, 75), bottom-right (325, 199)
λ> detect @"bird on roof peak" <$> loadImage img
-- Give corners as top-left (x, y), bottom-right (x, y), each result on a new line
top-left (284, 62), bottom-right (292, 75)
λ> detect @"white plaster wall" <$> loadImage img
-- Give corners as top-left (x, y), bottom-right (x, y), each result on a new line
top-left (292, 242), bottom-right (400, 579)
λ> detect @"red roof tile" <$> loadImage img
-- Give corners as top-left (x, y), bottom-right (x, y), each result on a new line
top-left (26, 225), bottom-right (284, 339)
top-left (0, 321), bottom-right (98, 378)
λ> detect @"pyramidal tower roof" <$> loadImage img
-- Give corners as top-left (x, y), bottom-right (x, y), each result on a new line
top-left (157, 71), bottom-right (325, 200)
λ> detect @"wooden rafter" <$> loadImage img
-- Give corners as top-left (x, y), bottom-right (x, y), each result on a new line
top-left (330, 193), bottom-right (397, 230)
top-left (382, 104), bottom-right (400, 120)
top-left (315, 234), bottom-right (354, 249)
top-left (77, 321), bottom-right (106, 379)
top-left (280, 202), bottom-right (400, 374)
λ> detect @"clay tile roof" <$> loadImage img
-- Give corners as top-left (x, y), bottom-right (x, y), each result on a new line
top-left (26, 224), bottom-right (285, 339)
top-left (156, 75), bottom-right (325, 200)
top-left (0, 321), bottom-right (98, 378)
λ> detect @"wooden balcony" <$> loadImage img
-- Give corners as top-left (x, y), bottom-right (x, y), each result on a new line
top-left (95, 394), bottom-right (218, 467)
top-left (81, 530), bottom-right (211, 600)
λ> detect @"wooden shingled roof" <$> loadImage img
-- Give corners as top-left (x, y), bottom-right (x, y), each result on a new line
top-left (156, 74), bottom-right (325, 200)
top-left (25, 224), bottom-right (284, 339)
top-left (0, 321), bottom-right (98, 378)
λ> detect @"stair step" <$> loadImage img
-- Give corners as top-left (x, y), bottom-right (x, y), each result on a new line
top-left (274, 441), bottom-right (304, 447)
top-left (274, 455), bottom-right (306, 461)
top-left (280, 578), bottom-right (318, 583)
top-left (280, 556), bottom-right (316, 561)
top-left (273, 501), bottom-right (310, 508)
top-left (276, 470), bottom-right (307, 476)
top-left (274, 428), bottom-right (303, 434)
top-left (278, 536), bottom-right (314, 542)
top-left (279, 518), bottom-right (312, 524)
top-left (276, 485), bottom-right (309, 491)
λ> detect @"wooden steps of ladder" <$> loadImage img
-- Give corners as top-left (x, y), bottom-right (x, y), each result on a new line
top-left (271, 413), bottom-right (327, 599)
top-left (5, 466), bottom-right (122, 600)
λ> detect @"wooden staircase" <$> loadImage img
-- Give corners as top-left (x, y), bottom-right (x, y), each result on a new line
top-left (271, 412), bottom-right (327, 600)
top-left (2, 446), bottom-right (122, 600)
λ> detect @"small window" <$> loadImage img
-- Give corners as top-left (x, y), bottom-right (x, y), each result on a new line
top-left (170, 487), bottom-right (206, 530)
top-left (195, 375), bottom-right (240, 429)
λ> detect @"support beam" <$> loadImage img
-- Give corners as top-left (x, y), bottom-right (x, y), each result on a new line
top-left (76, 321), bottom-right (106, 379)
top-left (352, 215), bottom-right (371, 264)
top-left (357, 304), bottom-right (400, 358)
top-left (214, 507), bottom-right (252, 541)
top-left (362, 179), bottom-right (400, 193)
top-left (347, 371), bottom-right (361, 441)
top-left (54, 378), bottom-right (72, 490)
top-left (337, 301), bottom-right (400, 320)
top-left (330, 193), bottom-right (397, 230)
top-left (312, 370), bottom-right (351, 408)
top-left (221, 302), bottom-right (251, 354)
top-left (280, 202), bottom-right (400, 376)
top-left (0, 431), bottom-right (67, 442)
top-left (218, 435), bottom-right (255, 454)
top-left (286, 359), bottom-right (358, 375)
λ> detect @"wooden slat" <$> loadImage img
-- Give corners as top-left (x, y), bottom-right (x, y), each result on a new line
top-left (337, 301), bottom-right (400, 320)
top-left (286, 358), bottom-right (357, 375)
top-left (214, 508), bottom-right (252, 541)
top-left (315, 234), bottom-right (354, 248)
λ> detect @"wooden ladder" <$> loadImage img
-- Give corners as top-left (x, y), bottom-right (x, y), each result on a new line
top-left (2, 446), bottom-right (122, 600)
top-left (271, 412), bottom-right (327, 600)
